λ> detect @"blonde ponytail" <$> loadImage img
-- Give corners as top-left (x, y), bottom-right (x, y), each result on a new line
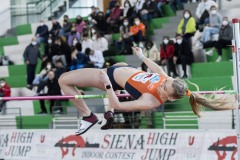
top-left (189, 93), bottom-right (236, 117)
top-left (172, 78), bottom-right (236, 117)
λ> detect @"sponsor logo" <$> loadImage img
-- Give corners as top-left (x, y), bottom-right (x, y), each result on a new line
top-left (208, 136), bottom-right (237, 160)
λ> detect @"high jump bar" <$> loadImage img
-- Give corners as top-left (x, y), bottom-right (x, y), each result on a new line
top-left (0, 90), bottom-right (237, 101)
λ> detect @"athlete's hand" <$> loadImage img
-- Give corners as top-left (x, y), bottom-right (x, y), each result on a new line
top-left (132, 47), bottom-right (145, 60)
top-left (99, 70), bottom-right (111, 86)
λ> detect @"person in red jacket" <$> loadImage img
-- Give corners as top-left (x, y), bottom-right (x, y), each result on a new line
top-left (0, 79), bottom-right (11, 113)
top-left (160, 36), bottom-right (178, 77)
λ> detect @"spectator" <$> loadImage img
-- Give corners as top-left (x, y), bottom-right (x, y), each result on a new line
top-left (0, 79), bottom-right (11, 113)
top-left (129, 17), bottom-right (146, 48)
top-left (141, 39), bottom-right (159, 71)
top-left (200, 6), bottom-right (222, 43)
top-left (52, 37), bottom-right (68, 67)
top-left (123, 0), bottom-right (132, 17)
top-left (68, 27), bottom-right (81, 46)
top-left (23, 37), bottom-right (41, 88)
top-left (59, 15), bottom-right (72, 37)
top-left (141, 0), bottom-right (155, 24)
top-left (70, 43), bottom-right (88, 70)
top-left (95, 12), bottom-right (109, 35)
top-left (155, 0), bottom-right (168, 17)
top-left (90, 6), bottom-right (98, 19)
top-left (36, 71), bottom-right (62, 114)
top-left (32, 62), bottom-right (53, 85)
top-left (50, 19), bottom-right (62, 40)
top-left (160, 36), bottom-right (178, 77)
top-left (116, 18), bottom-right (132, 54)
top-left (86, 15), bottom-right (97, 31)
top-left (81, 32), bottom-right (93, 53)
top-left (195, 0), bottom-right (218, 27)
top-left (173, 34), bottom-right (194, 78)
top-left (205, 17), bottom-right (233, 62)
top-left (85, 48), bottom-right (105, 68)
top-left (91, 27), bottom-right (109, 56)
top-left (35, 20), bottom-right (49, 43)
top-left (177, 10), bottom-right (196, 46)
top-left (41, 36), bottom-right (54, 70)
top-left (75, 15), bottom-right (86, 34)
top-left (54, 60), bottom-right (67, 79)
top-left (169, 0), bottom-right (184, 13)
top-left (135, 0), bottom-right (145, 15)
top-left (107, 1), bottom-right (122, 32)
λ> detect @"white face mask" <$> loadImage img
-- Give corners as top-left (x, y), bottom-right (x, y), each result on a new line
top-left (222, 20), bottom-right (228, 26)
top-left (48, 39), bottom-right (52, 44)
top-left (0, 82), bottom-right (5, 87)
top-left (135, 20), bottom-right (140, 25)
top-left (88, 17), bottom-right (92, 21)
top-left (125, 3), bottom-right (129, 7)
top-left (40, 22), bottom-right (44, 26)
top-left (177, 39), bottom-right (182, 44)
top-left (211, 10), bottom-right (217, 15)
top-left (123, 21), bottom-right (128, 26)
top-left (184, 13), bottom-right (190, 19)
top-left (32, 41), bottom-right (37, 46)
top-left (163, 39), bottom-right (169, 44)
top-left (46, 64), bottom-right (51, 70)
top-left (91, 29), bottom-right (96, 34)
top-left (73, 40), bottom-right (78, 45)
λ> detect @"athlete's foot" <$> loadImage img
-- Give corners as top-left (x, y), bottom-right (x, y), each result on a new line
top-left (101, 111), bottom-right (114, 130)
top-left (75, 113), bottom-right (98, 135)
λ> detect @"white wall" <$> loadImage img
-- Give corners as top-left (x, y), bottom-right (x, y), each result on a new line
top-left (0, 0), bottom-right (11, 36)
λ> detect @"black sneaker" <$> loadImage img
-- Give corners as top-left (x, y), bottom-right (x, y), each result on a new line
top-left (182, 75), bottom-right (188, 79)
top-left (101, 111), bottom-right (114, 130)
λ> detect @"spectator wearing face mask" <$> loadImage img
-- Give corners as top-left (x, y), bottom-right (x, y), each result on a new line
top-left (41, 36), bottom-right (54, 70)
top-left (68, 27), bottom-right (81, 46)
top-left (129, 17), bottom-right (146, 48)
top-left (86, 15), bottom-right (97, 31)
top-left (160, 36), bottom-right (178, 77)
top-left (141, 39), bottom-right (159, 71)
top-left (75, 15), bottom-right (86, 34)
top-left (201, 6), bottom-right (222, 43)
top-left (81, 32), bottom-right (93, 53)
top-left (91, 27), bottom-right (109, 56)
top-left (35, 20), bottom-right (49, 43)
top-left (50, 19), bottom-right (62, 41)
top-left (32, 62), bottom-right (53, 85)
top-left (23, 37), bottom-right (42, 88)
top-left (196, 0), bottom-right (218, 27)
top-left (123, 0), bottom-right (132, 17)
top-left (173, 34), bottom-right (194, 78)
top-left (107, 1), bottom-right (122, 32)
top-left (177, 10), bottom-right (196, 46)
top-left (116, 18), bottom-right (132, 54)
top-left (59, 15), bottom-right (72, 37)
top-left (52, 37), bottom-right (68, 67)
top-left (205, 17), bottom-right (233, 62)
top-left (141, 0), bottom-right (155, 24)
top-left (0, 79), bottom-right (11, 113)
top-left (95, 12), bottom-right (109, 35)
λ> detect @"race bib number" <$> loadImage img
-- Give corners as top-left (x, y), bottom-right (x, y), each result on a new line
top-left (132, 73), bottom-right (160, 84)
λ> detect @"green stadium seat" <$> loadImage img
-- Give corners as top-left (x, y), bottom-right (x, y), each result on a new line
top-left (162, 4), bottom-right (175, 17)
top-left (16, 24), bottom-right (32, 35)
top-left (16, 115), bottom-right (52, 129)
top-left (8, 64), bottom-right (27, 76)
top-left (0, 37), bottom-right (18, 46)
top-left (206, 47), bottom-right (232, 62)
top-left (4, 75), bottom-right (27, 87)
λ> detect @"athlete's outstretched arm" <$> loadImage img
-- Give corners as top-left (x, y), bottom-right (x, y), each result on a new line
top-left (99, 71), bottom-right (158, 111)
top-left (132, 47), bottom-right (169, 77)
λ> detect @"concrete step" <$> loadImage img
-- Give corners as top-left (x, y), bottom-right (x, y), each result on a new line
top-left (18, 34), bottom-right (34, 45)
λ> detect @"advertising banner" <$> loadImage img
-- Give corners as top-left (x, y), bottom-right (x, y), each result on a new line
top-left (0, 129), bottom-right (237, 160)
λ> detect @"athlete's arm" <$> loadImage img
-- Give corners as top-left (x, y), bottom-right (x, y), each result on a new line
top-left (132, 47), bottom-right (169, 77)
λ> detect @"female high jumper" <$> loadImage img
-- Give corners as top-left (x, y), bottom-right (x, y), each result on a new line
top-left (58, 47), bottom-right (235, 135)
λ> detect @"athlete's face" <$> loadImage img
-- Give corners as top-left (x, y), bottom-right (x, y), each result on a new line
top-left (158, 77), bottom-right (175, 100)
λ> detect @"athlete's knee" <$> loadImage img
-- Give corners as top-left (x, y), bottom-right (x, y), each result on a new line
top-left (113, 62), bottom-right (128, 66)
top-left (58, 72), bottom-right (68, 86)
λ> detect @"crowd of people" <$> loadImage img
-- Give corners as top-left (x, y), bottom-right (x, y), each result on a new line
top-left (20, 0), bottom-right (233, 114)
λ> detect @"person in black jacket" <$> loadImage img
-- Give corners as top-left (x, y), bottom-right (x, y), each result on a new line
top-left (23, 37), bottom-right (42, 88)
top-left (50, 19), bottom-right (62, 41)
top-left (35, 20), bottom-right (49, 43)
top-left (36, 71), bottom-right (62, 114)
top-left (173, 34), bottom-right (194, 78)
